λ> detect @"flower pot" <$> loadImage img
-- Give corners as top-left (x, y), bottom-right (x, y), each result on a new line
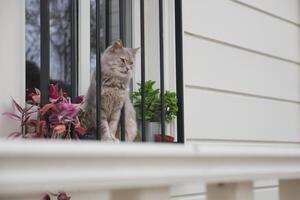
top-left (145, 121), bottom-right (160, 142)
top-left (154, 134), bottom-right (174, 143)
top-left (139, 121), bottom-right (174, 143)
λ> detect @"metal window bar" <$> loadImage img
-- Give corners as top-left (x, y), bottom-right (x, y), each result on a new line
top-left (70, 0), bottom-right (79, 139)
top-left (158, 0), bottom-right (166, 142)
top-left (105, 0), bottom-right (110, 46)
top-left (95, 0), bottom-right (102, 140)
top-left (174, 0), bottom-right (185, 143)
top-left (140, 0), bottom-right (146, 142)
top-left (40, 0), bottom-right (50, 106)
top-left (71, 0), bottom-right (79, 102)
top-left (119, 0), bottom-right (126, 142)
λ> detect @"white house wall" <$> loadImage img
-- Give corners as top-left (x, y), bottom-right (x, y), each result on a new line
top-left (0, 0), bottom-right (25, 138)
top-left (181, 0), bottom-right (300, 199)
top-left (235, 0), bottom-right (300, 25)
top-left (183, 0), bottom-right (300, 155)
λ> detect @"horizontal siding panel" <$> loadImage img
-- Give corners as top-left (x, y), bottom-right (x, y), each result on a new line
top-left (170, 182), bottom-right (205, 197)
top-left (170, 182), bottom-right (278, 200)
top-left (183, 0), bottom-right (300, 63)
top-left (185, 87), bottom-right (300, 142)
top-left (170, 189), bottom-right (278, 200)
top-left (254, 180), bottom-right (278, 188)
top-left (254, 187), bottom-right (279, 200)
top-left (236, 0), bottom-right (300, 25)
top-left (184, 34), bottom-right (300, 102)
top-left (171, 195), bottom-right (205, 200)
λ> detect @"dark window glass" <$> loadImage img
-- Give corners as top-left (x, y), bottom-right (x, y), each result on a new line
top-left (26, 0), bottom-right (73, 95)
top-left (90, 0), bottom-right (120, 74)
top-left (49, 0), bottom-right (72, 95)
top-left (26, 0), bottom-right (41, 90)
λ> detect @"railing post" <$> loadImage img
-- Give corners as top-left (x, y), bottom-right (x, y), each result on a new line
top-left (140, 0), bottom-right (146, 142)
top-left (95, 0), bottom-right (102, 140)
top-left (174, 0), bottom-right (184, 143)
top-left (207, 182), bottom-right (254, 200)
top-left (111, 187), bottom-right (169, 200)
top-left (279, 180), bottom-right (300, 200)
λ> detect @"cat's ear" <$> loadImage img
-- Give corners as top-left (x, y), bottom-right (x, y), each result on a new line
top-left (110, 39), bottom-right (123, 51)
top-left (130, 47), bottom-right (140, 55)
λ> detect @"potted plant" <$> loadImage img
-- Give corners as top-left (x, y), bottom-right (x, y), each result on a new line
top-left (132, 80), bottom-right (178, 142)
top-left (3, 84), bottom-right (86, 139)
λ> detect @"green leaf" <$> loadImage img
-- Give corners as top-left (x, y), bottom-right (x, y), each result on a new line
top-left (132, 80), bottom-right (178, 123)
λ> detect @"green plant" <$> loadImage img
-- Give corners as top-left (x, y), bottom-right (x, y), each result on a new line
top-left (132, 80), bottom-right (178, 123)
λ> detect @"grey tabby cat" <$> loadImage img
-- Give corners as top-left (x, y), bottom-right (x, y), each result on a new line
top-left (84, 40), bottom-right (139, 142)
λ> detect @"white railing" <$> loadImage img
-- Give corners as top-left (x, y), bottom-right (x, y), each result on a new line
top-left (0, 140), bottom-right (300, 200)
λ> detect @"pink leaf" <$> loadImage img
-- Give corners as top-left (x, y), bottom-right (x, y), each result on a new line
top-left (2, 112), bottom-right (21, 121)
top-left (12, 98), bottom-right (24, 113)
top-left (22, 116), bottom-right (31, 125)
top-left (40, 103), bottom-right (55, 116)
top-left (57, 192), bottom-right (71, 200)
top-left (27, 119), bottom-right (38, 127)
top-left (74, 96), bottom-right (84, 104)
top-left (53, 124), bottom-right (66, 134)
top-left (75, 127), bottom-right (86, 135)
top-left (38, 120), bottom-right (47, 137)
top-left (41, 193), bottom-right (51, 200)
top-left (7, 132), bottom-right (22, 139)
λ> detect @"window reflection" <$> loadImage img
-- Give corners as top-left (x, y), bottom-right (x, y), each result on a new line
top-left (49, 0), bottom-right (72, 95)
top-left (26, 0), bottom-right (73, 95)
top-left (26, 0), bottom-right (40, 90)
top-left (90, 0), bottom-right (120, 74)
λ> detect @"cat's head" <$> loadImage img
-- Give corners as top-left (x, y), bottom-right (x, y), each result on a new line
top-left (102, 40), bottom-right (139, 81)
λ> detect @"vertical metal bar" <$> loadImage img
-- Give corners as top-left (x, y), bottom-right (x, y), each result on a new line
top-left (40, 0), bottom-right (50, 106)
top-left (120, 108), bottom-right (126, 141)
top-left (105, 0), bottom-right (110, 46)
top-left (174, 0), bottom-right (185, 143)
top-left (159, 0), bottom-right (166, 142)
top-left (70, 0), bottom-right (79, 139)
top-left (125, 0), bottom-right (134, 95)
top-left (119, 0), bottom-right (126, 141)
top-left (119, 0), bottom-right (125, 41)
top-left (71, 0), bottom-right (78, 101)
top-left (96, 0), bottom-right (102, 140)
top-left (140, 0), bottom-right (146, 142)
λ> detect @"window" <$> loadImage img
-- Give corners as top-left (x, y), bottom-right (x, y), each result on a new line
top-left (26, 0), bottom-right (40, 90)
top-left (25, 0), bottom-right (184, 143)
top-left (26, 0), bottom-right (75, 95)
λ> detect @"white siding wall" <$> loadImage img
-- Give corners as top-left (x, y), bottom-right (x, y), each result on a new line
top-left (0, 0), bottom-right (25, 138)
top-left (176, 0), bottom-right (300, 199)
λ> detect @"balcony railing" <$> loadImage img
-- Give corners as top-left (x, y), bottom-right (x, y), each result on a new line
top-left (1, 139), bottom-right (300, 200)
top-left (94, 0), bottom-right (185, 142)
top-left (37, 0), bottom-right (184, 143)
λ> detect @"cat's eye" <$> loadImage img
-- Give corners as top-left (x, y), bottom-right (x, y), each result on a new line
top-left (120, 56), bottom-right (126, 63)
